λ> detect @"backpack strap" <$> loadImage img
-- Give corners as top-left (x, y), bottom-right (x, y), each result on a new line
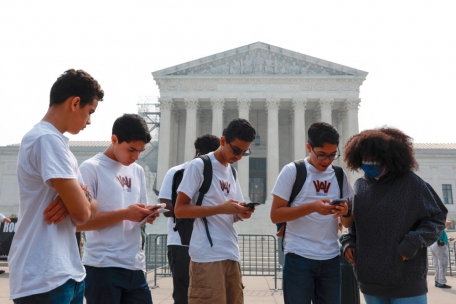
top-left (231, 166), bottom-right (237, 181)
top-left (333, 165), bottom-right (344, 198)
top-left (198, 155), bottom-right (214, 247)
top-left (280, 159), bottom-right (307, 250)
top-left (171, 169), bottom-right (185, 223)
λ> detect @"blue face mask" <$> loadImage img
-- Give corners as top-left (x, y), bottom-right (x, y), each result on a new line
top-left (361, 163), bottom-right (383, 179)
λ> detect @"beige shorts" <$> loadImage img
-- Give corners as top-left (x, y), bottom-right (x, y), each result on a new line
top-left (188, 260), bottom-right (244, 304)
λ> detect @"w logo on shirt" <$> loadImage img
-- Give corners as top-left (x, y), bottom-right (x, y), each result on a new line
top-left (116, 175), bottom-right (132, 192)
top-left (313, 180), bottom-right (331, 196)
top-left (220, 180), bottom-right (231, 196)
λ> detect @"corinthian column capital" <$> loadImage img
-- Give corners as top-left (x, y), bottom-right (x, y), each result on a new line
top-left (184, 98), bottom-right (199, 110)
top-left (265, 98), bottom-right (281, 112)
top-left (319, 98), bottom-right (334, 111)
top-left (291, 98), bottom-right (307, 112)
top-left (210, 98), bottom-right (225, 111)
top-left (346, 98), bottom-right (361, 111)
top-left (159, 97), bottom-right (174, 111)
top-left (237, 98), bottom-right (251, 112)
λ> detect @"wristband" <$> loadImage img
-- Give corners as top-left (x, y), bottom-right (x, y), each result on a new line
top-left (342, 206), bottom-right (352, 218)
top-left (235, 214), bottom-right (243, 221)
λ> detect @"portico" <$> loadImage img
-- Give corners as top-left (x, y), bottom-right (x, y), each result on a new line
top-left (153, 42), bottom-right (368, 204)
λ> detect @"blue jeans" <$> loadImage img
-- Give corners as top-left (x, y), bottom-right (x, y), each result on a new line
top-left (13, 279), bottom-right (84, 304)
top-left (364, 294), bottom-right (427, 304)
top-left (85, 266), bottom-right (152, 304)
top-left (283, 253), bottom-right (340, 304)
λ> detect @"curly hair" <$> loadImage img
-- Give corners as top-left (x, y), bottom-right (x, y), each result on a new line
top-left (194, 134), bottom-right (220, 155)
top-left (223, 118), bottom-right (256, 143)
top-left (50, 69), bottom-right (104, 107)
top-left (343, 127), bottom-right (418, 175)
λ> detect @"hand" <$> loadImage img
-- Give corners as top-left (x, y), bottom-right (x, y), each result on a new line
top-left (345, 247), bottom-right (355, 265)
top-left (332, 202), bottom-right (349, 218)
top-left (218, 199), bottom-right (250, 215)
top-left (43, 195), bottom-right (69, 224)
top-left (237, 202), bottom-right (255, 219)
top-left (124, 204), bottom-right (154, 222)
top-left (449, 237), bottom-right (455, 242)
top-left (312, 199), bottom-right (335, 215)
top-left (2, 217), bottom-right (11, 223)
top-left (401, 255), bottom-right (408, 261)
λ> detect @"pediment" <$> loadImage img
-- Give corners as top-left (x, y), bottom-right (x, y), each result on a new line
top-left (153, 42), bottom-right (367, 78)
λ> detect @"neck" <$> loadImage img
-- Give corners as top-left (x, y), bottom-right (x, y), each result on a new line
top-left (213, 148), bottom-right (228, 167)
top-left (103, 145), bottom-right (117, 161)
top-left (42, 106), bottom-right (68, 134)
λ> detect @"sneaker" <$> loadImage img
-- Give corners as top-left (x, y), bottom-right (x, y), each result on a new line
top-left (435, 282), bottom-right (451, 289)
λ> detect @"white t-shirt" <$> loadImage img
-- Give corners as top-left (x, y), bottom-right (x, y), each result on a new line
top-left (177, 152), bottom-right (244, 263)
top-left (9, 121), bottom-right (86, 299)
top-left (271, 159), bottom-right (354, 260)
top-left (158, 162), bottom-right (188, 247)
top-left (80, 153), bottom-right (148, 271)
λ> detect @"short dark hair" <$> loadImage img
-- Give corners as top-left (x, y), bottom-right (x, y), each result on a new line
top-left (112, 114), bottom-right (152, 144)
top-left (222, 118), bottom-right (256, 143)
top-left (308, 122), bottom-right (339, 147)
top-left (49, 69), bottom-right (104, 108)
top-left (343, 127), bottom-right (418, 175)
top-left (194, 134), bottom-right (220, 155)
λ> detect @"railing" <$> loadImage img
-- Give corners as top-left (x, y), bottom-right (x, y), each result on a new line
top-left (145, 234), bottom-right (279, 290)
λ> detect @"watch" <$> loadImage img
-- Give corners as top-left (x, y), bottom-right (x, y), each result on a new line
top-left (84, 190), bottom-right (92, 203)
top-left (235, 214), bottom-right (243, 221)
top-left (342, 205), bottom-right (352, 218)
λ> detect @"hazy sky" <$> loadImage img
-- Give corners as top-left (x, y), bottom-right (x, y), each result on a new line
top-left (1, 0), bottom-right (455, 146)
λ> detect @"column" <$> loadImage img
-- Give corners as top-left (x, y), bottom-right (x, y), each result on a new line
top-left (346, 98), bottom-right (360, 138)
top-left (237, 98), bottom-right (251, 202)
top-left (292, 98), bottom-right (307, 160)
top-left (335, 107), bottom-right (347, 167)
top-left (184, 98), bottom-right (199, 161)
top-left (319, 98), bottom-right (334, 124)
top-left (170, 108), bottom-right (179, 167)
top-left (346, 98), bottom-right (361, 183)
top-left (211, 98), bottom-right (225, 137)
top-left (156, 98), bottom-right (173, 190)
top-left (265, 98), bottom-right (281, 203)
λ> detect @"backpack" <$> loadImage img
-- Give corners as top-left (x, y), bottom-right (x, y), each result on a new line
top-left (172, 154), bottom-right (236, 247)
top-left (277, 160), bottom-right (344, 248)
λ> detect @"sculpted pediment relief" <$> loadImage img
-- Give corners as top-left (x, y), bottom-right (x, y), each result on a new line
top-left (165, 49), bottom-right (351, 76)
top-left (153, 43), bottom-right (367, 78)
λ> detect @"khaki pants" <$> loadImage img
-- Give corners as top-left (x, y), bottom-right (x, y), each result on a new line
top-left (188, 260), bottom-right (244, 304)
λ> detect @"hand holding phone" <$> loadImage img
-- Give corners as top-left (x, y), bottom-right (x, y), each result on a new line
top-left (330, 199), bottom-right (348, 206)
top-left (138, 208), bottom-right (169, 226)
top-left (245, 202), bottom-right (260, 208)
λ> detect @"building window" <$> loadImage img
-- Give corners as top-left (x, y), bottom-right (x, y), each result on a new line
top-left (442, 184), bottom-right (453, 204)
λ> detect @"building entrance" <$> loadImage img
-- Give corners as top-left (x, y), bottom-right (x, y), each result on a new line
top-left (249, 158), bottom-right (266, 204)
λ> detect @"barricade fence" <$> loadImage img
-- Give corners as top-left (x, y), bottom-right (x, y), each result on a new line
top-left (145, 234), bottom-right (278, 290)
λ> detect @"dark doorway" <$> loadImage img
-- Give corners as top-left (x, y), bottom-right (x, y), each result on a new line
top-left (249, 158), bottom-right (266, 204)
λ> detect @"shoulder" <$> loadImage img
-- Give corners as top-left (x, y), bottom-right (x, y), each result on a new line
top-left (165, 162), bottom-right (188, 177)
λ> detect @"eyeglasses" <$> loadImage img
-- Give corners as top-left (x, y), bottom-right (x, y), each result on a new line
top-left (228, 142), bottom-right (251, 156)
top-left (311, 146), bottom-right (340, 161)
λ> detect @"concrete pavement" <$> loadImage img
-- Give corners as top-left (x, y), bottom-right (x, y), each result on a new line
top-left (1, 262), bottom-right (456, 303)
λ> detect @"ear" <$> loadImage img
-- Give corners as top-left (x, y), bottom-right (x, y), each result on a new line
top-left (69, 97), bottom-right (81, 112)
top-left (306, 142), bottom-right (312, 153)
top-left (220, 136), bottom-right (226, 146)
top-left (111, 134), bottom-right (118, 144)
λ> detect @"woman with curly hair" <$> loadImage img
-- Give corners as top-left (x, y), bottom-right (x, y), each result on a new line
top-left (340, 127), bottom-right (447, 304)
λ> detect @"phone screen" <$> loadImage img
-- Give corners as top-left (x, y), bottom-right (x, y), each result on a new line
top-left (246, 202), bottom-right (260, 208)
top-left (330, 199), bottom-right (347, 206)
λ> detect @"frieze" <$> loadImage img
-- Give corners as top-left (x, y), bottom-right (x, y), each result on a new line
top-left (164, 49), bottom-right (355, 76)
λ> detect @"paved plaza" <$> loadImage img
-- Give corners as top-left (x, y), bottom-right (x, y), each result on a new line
top-left (1, 262), bottom-right (456, 304)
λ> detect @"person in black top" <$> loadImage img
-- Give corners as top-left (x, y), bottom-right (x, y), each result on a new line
top-left (341, 127), bottom-right (447, 304)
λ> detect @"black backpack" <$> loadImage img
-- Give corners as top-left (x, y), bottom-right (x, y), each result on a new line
top-left (278, 160), bottom-right (344, 248)
top-left (172, 154), bottom-right (236, 247)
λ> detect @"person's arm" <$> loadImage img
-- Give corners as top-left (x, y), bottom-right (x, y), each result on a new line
top-left (398, 182), bottom-right (448, 260)
top-left (50, 178), bottom-right (98, 225)
top-left (341, 223), bottom-right (357, 265)
top-left (340, 198), bottom-right (354, 227)
top-left (0, 213), bottom-right (11, 223)
top-left (77, 203), bottom-right (155, 232)
top-left (160, 199), bottom-right (174, 217)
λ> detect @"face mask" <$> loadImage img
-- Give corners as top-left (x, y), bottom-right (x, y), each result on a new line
top-left (361, 163), bottom-right (383, 179)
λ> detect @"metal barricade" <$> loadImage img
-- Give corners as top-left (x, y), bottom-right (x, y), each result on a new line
top-left (145, 233), bottom-right (279, 289)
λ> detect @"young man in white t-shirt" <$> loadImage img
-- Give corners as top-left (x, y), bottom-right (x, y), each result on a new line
top-left (159, 134), bottom-right (220, 304)
top-left (9, 69), bottom-right (103, 303)
top-left (77, 114), bottom-right (157, 304)
top-left (175, 118), bottom-right (257, 304)
top-left (270, 122), bottom-right (355, 304)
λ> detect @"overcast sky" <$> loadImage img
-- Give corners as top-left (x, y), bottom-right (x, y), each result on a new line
top-left (1, 0), bottom-right (455, 146)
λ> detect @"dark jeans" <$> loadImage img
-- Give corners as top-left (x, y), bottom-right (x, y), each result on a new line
top-left (168, 245), bottom-right (190, 304)
top-left (84, 266), bottom-right (152, 304)
top-left (14, 279), bottom-right (84, 304)
top-left (283, 253), bottom-right (341, 304)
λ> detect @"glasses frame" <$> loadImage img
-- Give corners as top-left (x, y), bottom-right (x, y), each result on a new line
top-left (311, 146), bottom-right (340, 161)
top-left (228, 142), bottom-right (251, 156)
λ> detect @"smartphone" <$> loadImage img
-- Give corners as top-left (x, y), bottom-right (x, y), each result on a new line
top-left (330, 199), bottom-right (348, 206)
top-left (245, 202), bottom-right (260, 208)
top-left (138, 208), bottom-right (169, 226)
top-left (148, 203), bottom-right (166, 210)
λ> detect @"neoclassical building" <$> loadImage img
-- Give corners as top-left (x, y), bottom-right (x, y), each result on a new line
top-left (153, 42), bottom-right (367, 205)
